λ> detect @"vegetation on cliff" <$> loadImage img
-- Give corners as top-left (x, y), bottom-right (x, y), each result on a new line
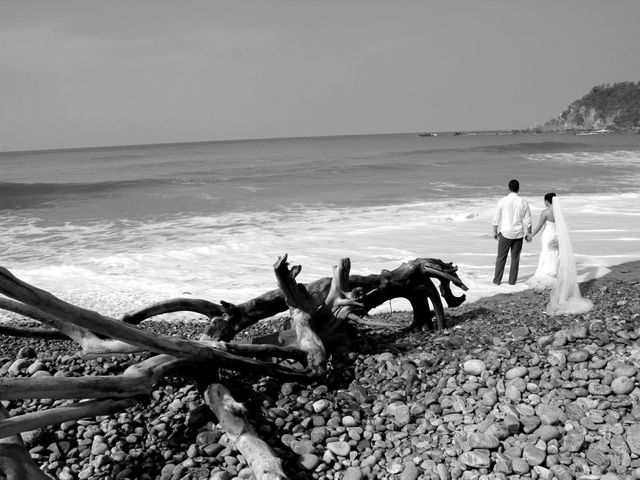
top-left (542, 81), bottom-right (640, 133)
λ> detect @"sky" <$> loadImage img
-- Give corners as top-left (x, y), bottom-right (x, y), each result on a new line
top-left (1, 1), bottom-right (640, 151)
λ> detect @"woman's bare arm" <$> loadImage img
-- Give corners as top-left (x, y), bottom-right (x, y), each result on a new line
top-left (531, 210), bottom-right (548, 238)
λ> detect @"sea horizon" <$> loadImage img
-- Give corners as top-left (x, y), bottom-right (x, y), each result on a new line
top-left (0, 128), bottom-right (556, 155)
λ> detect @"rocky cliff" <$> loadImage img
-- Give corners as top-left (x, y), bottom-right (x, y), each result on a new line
top-left (542, 81), bottom-right (640, 132)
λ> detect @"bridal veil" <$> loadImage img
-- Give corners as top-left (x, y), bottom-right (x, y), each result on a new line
top-left (546, 196), bottom-right (594, 315)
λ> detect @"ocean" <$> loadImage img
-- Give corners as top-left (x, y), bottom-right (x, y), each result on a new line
top-left (2, 132), bottom-right (639, 319)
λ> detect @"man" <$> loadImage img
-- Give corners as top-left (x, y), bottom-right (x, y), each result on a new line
top-left (492, 179), bottom-right (532, 285)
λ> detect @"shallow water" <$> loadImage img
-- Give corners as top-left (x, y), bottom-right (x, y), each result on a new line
top-left (2, 132), bottom-right (639, 317)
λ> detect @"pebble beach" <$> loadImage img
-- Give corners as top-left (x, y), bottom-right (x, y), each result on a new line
top-left (2, 260), bottom-right (640, 480)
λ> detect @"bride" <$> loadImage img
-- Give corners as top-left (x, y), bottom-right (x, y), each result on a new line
top-left (527, 193), bottom-right (593, 315)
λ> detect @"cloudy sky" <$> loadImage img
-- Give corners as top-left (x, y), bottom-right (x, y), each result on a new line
top-left (2, 1), bottom-right (639, 151)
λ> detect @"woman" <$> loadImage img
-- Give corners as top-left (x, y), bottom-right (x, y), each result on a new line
top-left (527, 193), bottom-right (559, 290)
top-left (528, 193), bottom-right (593, 315)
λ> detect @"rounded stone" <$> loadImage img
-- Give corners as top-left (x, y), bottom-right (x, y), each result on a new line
top-left (614, 365), bottom-right (637, 378)
top-left (298, 453), bottom-right (320, 471)
top-left (611, 376), bottom-right (635, 395)
top-left (567, 350), bottom-right (590, 363)
top-left (400, 463), bottom-right (420, 480)
top-left (523, 444), bottom-right (546, 466)
top-left (535, 425), bottom-right (561, 441)
top-left (505, 366), bottom-right (528, 380)
top-left (312, 399), bottom-right (331, 413)
top-left (326, 441), bottom-right (350, 457)
top-left (342, 467), bottom-right (364, 480)
top-left (463, 359), bottom-right (486, 376)
top-left (588, 382), bottom-right (612, 396)
top-left (467, 432), bottom-right (499, 449)
top-left (458, 450), bottom-right (490, 468)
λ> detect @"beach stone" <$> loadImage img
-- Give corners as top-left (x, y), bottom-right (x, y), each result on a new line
top-left (533, 466), bottom-right (553, 480)
top-left (505, 366), bottom-right (528, 380)
top-left (387, 402), bottom-right (411, 426)
top-left (512, 458), bottom-right (531, 474)
top-left (523, 445), bottom-right (546, 466)
top-left (482, 389), bottom-right (497, 407)
top-left (91, 436), bottom-right (108, 456)
top-left (26, 360), bottom-right (46, 375)
top-left (505, 384), bottom-right (522, 402)
top-left (626, 424), bottom-right (640, 454)
top-left (535, 404), bottom-right (565, 425)
top-left (458, 450), bottom-right (491, 468)
top-left (567, 350), bottom-right (590, 363)
top-left (562, 432), bottom-right (586, 452)
top-left (511, 326), bottom-right (530, 338)
top-left (196, 430), bottom-right (223, 447)
top-left (326, 441), bottom-right (350, 457)
top-left (614, 365), bottom-right (637, 378)
top-left (16, 346), bottom-right (37, 359)
top-left (312, 399), bottom-right (331, 413)
top-left (535, 425), bottom-right (561, 441)
top-left (547, 351), bottom-right (566, 368)
top-left (342, 415), bottom-right (358, 427)
top-left (400, 463), bottom-right (420, 480)
top-left (588, 382), bottom-right (612, 396)
top-left (290, 440), bottom-right (314, 455)
top-left (550, 464), bottom-right (573, 480)
top-left (58, 468), bottom-right (75, 480)
top-left (463, 359), bottom-right (485, 375)
top-left (467, 433), bottom-right (499, 449)
top-left (8, 358), bottom-right (32, 376)
top-left (342, 467), bottom-right (364, 480)
top-left (484, 422), bottom-right (510, 440)
top-left (210, 472), bottom-right (233, 480)
top-left (586, 443), bottom-right (610, 467)
top-left (521, 415), bottom-right (542, 434)
top-left (387, 463), bottom-right (403, 475)
top-left (503, 415), bottom-right (521, 434)
top-left (298, 453), bottom-right (320, 471)
top-left (611, 376), bottom-right (635, 395)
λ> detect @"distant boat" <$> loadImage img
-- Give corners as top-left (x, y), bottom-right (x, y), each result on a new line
top-left (418, 132), bottom-right (438, 137)
top-left (576, 129), bottom-right (611, 135)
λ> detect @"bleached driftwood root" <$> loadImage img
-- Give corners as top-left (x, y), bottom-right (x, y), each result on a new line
top-left (0, 404), bottom-right (52, 480)
top-left (123, 257), bottom-right (468, 340)
top-left (0, 256), bottom-right (467, 479)
top-left (205, 384), bottom-right (288, 480)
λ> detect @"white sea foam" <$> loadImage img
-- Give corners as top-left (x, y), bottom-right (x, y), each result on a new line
top-left (5, 192), bottom-right (640, 317)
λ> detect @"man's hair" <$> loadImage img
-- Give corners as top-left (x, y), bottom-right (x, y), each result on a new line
top-left (544, 192), bottom-right (556, 204)
top-left (508, 179), bottom-right (520, 193)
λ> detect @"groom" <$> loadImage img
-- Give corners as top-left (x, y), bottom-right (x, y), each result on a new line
top-left (492, 179), bottom-right (532, 285)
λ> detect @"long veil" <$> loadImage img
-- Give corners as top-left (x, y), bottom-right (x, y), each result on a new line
top-left (547, 197), bottom-right (593, 315)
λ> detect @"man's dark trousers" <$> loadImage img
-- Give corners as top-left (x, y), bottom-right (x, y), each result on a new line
top-left (493, 234), bottom-right (523, 285)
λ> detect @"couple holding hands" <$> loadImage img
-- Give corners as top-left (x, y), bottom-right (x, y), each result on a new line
top-left (491, 179), bottom-right (592, 315)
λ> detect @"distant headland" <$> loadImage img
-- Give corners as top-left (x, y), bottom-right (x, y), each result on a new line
top-left (523, 81), bottom-right (640, 134)
top-left (418, 81), bottom-right (640, 138)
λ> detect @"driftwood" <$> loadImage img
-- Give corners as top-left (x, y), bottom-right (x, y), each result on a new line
top-left (0, 256), bottom-right (467, 479)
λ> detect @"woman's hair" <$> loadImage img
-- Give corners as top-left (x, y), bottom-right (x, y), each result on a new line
top-left (544, 192), bottom-right (556, 204)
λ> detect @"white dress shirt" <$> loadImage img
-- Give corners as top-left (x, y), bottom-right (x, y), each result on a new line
top-left (493, 192), bottom-right (532, 239)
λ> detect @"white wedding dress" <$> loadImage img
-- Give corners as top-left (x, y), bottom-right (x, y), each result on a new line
top-left (527, 220), bottom-right (559, 290)
top-left (545, 197), bottom-right (593, 316)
